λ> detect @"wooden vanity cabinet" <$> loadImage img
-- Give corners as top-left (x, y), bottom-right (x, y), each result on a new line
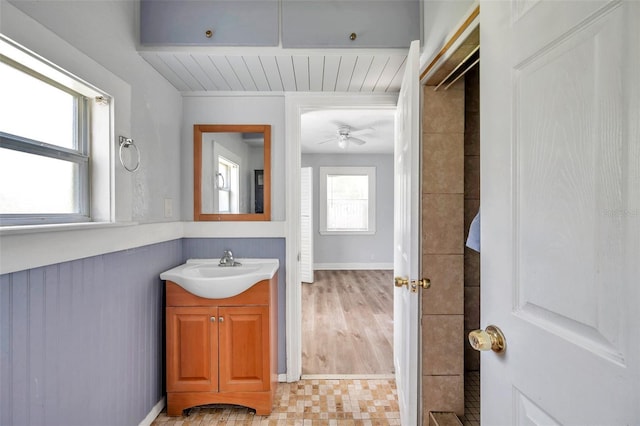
top-left (165, 274), bottom-right (278, 416)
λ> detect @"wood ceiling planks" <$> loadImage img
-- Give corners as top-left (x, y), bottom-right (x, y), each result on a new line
top-left (139, 51), bottom-right (408, 93)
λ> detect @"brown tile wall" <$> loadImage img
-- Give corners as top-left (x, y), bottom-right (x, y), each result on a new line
top-left (421, 79), bottom-right (465, 421)
top-left (463, 66), bottom-right (481, 373)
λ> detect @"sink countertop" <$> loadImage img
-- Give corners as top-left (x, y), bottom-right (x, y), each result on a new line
top-left (160, 258), bottom-right (279, 299)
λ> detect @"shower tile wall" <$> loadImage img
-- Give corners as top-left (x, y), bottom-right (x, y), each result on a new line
top-left (464, 66), bottom-right (481, 372)
top-left (421, 79), bottom-right (466, 421)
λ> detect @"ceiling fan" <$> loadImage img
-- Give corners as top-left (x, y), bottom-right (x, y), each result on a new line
top-left (317, 125), bottom-right (371, 149)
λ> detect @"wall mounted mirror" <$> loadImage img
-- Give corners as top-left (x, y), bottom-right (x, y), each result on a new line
top-left (194, 124), bottom-right (271, 221)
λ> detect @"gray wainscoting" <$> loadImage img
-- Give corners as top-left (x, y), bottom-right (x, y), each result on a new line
top-left (0, 240), bottom-right (183, 426)
top-left (183, 237), bottom-right (286, 374)
top-left (0, 237), bottom-right (285, 425)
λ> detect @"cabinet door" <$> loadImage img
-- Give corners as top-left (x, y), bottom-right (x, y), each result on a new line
top-left (140, 0), bottom-right (278, 46)
top-left (281, 0), bottom-right (419, 48)
top-left (166, 307), bottom-right (218, 392)
top-left (218, 306), bottom-right (270, 392)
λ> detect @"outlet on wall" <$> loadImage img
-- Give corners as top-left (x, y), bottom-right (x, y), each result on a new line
top-left (164, 198), bottom-right (173, 218)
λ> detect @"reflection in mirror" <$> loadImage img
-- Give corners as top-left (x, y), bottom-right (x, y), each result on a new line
top-left (194, 124), bottom-right (271, 221)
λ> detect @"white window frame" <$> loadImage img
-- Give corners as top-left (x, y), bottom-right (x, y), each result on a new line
top-left (319, 166), bottom-right (376, 235)
top-left (0, 35), bottom-right (112, 226)
top-left (216, 155), bottom-right (240, 214)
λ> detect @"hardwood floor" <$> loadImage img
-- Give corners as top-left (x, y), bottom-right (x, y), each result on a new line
top-left (302, 270), bottom-right (394, 375)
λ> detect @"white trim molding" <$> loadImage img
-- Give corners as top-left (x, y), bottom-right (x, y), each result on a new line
top-left (138, 397), bottom-right (165, 426)
top-left (319, 166), bottom-right (377, 236)
top-left (0, 222), bottom-right (183, 275)
top-left (284, 92), bottom-right (398, 383)
top-left (314, 263), bottom-right (393, 270)
top-left (1, 221), bottom-right (287, 275)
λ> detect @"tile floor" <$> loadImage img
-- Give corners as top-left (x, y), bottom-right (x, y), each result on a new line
top-left (152, 378), bottom-right (400, 425)
top-left (459, 371), bottom-right (480, 426)
top-left (152, 372), bottom-right (480, 426)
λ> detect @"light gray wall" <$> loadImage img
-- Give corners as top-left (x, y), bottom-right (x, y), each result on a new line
top-left (302, 154), bottom-right (394, 267)
top-left (421, 0), bottom-right (475, 66)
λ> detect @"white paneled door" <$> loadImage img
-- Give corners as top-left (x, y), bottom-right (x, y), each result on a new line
top-left (481, 1), bottom-right (640, 424)
top-left (393, 39), bottom-right (420, 426)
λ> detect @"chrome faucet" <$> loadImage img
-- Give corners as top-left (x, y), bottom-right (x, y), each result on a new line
top-left (219, 250), bottom-right (241, 267)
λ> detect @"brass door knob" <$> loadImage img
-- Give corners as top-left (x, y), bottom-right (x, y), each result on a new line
top-left (394, 276), bottom-right (409, 289)
top-left (415, 278), bottom-right (430, 290)
top-left (468, 325), bottom-right (506, 353)
top-left (395, 277), bottom-right (431, 292)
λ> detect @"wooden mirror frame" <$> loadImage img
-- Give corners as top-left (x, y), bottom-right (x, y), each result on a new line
top-left (194, 124), bottom-right (271, 221)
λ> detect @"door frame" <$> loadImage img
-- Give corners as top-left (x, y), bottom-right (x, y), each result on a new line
top-left (284, 93), bottom-right (399, 381)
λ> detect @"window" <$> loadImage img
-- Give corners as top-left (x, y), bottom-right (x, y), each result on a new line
top-left (0, 36), bottom-right (110, 226)
top-left (319, 167), bottom-right (376, 235)
top-left (216, 156), bottom-right (239, 214)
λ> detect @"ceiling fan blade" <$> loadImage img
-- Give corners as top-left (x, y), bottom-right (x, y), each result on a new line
top-left (349, 137), bottom-right (367, 145)
top-left (331, 121), bottom-right (349, 129)
top-left (349, 127), bottom-right (374, 136)
top-left (317, 137), bottom-right (336, 144)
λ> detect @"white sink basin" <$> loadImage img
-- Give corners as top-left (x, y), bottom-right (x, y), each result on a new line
top-left (160, 258), bottom-right (279, 299)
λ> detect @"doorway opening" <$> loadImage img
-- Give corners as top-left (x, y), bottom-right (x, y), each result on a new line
top-left (298, 106), bottom-right (396, 377)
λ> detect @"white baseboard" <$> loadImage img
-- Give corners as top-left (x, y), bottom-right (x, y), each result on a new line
top-left (139, 397), bottom-right (165, 426)
top-left (279, 373), bottom-right (395, 382)
top-left (301, 374), bottom-right (396, 380)
top-left (314, 263), bottom-right (393, 271)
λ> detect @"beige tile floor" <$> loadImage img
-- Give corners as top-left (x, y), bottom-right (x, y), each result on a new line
top-left (152, 379), bottom-right (400, 426)
top-left (152, 372), bottom-right (481, 425)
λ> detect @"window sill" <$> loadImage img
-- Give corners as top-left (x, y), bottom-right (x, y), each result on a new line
top-left (0, 221), bottom-right (138, 236)
top-left (319, 230), bottom-right (376, 236)
top-left (0, 221), bottom-right (183, 275)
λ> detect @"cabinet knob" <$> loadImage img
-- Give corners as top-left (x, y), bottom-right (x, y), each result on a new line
top-left (205, 29), bottom-right (213, 39)
top-left (219, 316), bottom-right (224, 323)
top-left (210, 316), bottom-right (216, 322)
top-left (349, 32), bottom-right (357, 41)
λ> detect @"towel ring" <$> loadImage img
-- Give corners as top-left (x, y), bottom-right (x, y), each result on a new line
top-left (119, 137), bottom-right (140, 172)
top-left (215, 172), bottom-right (225, 189)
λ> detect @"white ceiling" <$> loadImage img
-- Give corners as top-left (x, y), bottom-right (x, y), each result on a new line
top-left (139, 50), bottom-right (407, 93)
top-left (301, 109), bottom-right (395, 155)
top-left (138, 49), bottom-right (402, 155)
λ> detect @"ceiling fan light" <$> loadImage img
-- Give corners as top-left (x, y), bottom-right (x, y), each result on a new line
top-left (338, 135), bottom-right (347, 149)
